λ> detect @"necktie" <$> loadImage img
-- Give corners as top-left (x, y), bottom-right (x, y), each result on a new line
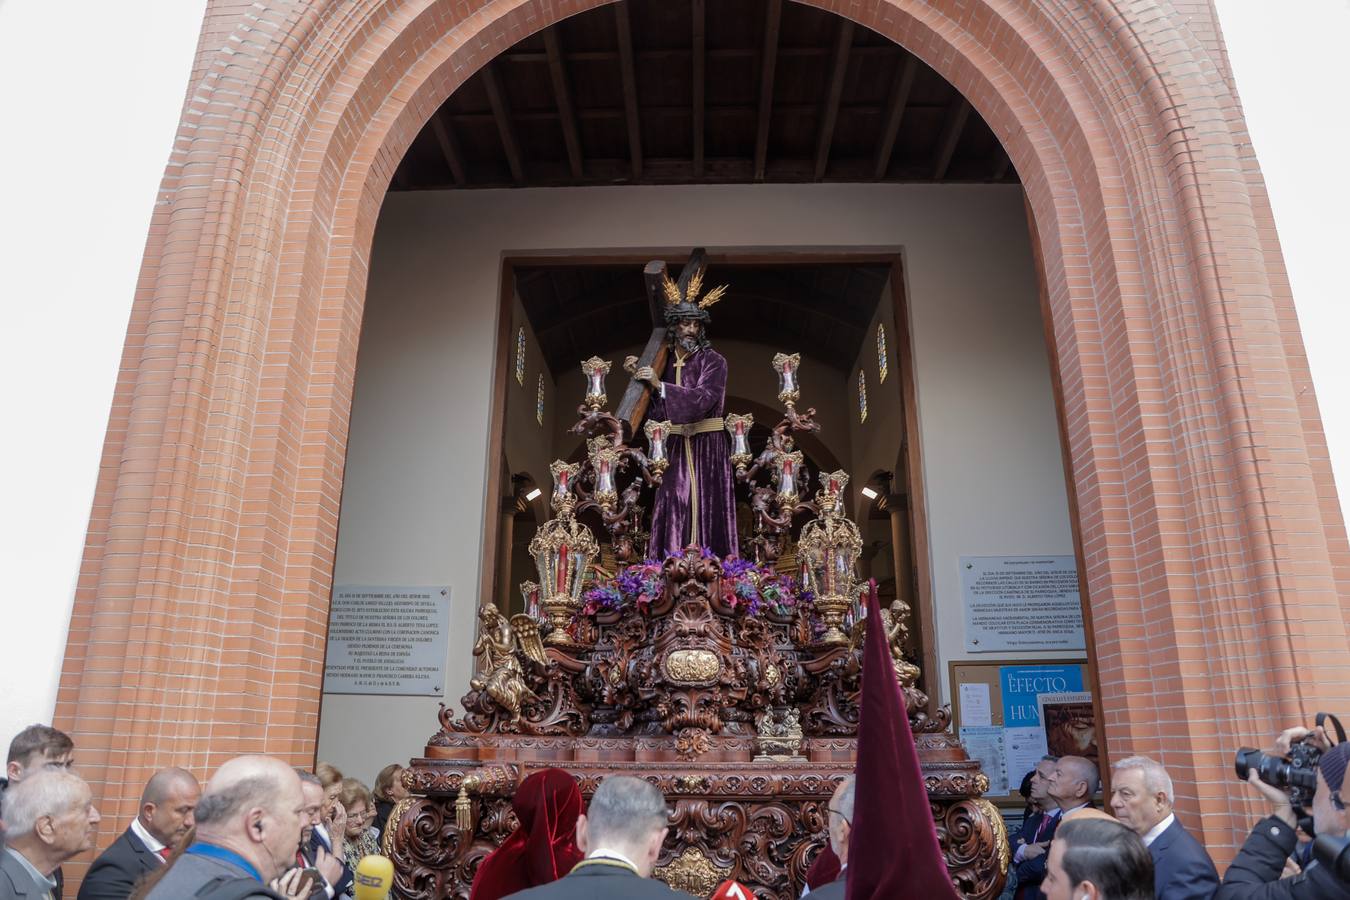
top-left (157, 848), bottom-right (172, 862)
top-left (1034, 812), bottom-right (1055, 842)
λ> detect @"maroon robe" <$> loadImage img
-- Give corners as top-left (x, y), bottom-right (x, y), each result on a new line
top-left (648, 346), bottom-right (737, 559)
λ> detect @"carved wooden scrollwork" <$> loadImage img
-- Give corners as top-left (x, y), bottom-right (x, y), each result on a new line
top-left (393, 572), bottom-right (1003, 899)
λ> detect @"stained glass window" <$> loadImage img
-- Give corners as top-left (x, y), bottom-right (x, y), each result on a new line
top-left (536, 373), bottom-right (545, 426)
top-left (858, 368), bottom-right (868, 424)
top-left (515, 326), bottom-right (526, 386)
top-left (876, 323), bottom-right (888, 384)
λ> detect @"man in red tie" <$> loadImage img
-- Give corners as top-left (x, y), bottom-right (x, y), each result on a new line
top-left (77, 767), bottom-right (199, 900)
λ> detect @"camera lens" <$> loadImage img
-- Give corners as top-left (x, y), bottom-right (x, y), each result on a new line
top-left (1235, 747), bottom-right (1261, 782)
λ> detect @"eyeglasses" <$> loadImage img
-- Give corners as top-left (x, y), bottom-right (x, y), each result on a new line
top-left (827, 806), bottom-right (851, 826)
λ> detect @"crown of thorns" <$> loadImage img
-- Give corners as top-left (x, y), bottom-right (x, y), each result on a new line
top-left (662, 260), bottom-right (727, 324)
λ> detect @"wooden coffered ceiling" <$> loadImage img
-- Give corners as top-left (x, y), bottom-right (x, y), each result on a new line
top-left (516, 261), bottom-right (892, 376)
top-left (391, 0), bottom-right (1017, 190)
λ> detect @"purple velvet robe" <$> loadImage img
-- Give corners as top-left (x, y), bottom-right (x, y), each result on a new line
top-left (648, 346), bottom-right (737, 560)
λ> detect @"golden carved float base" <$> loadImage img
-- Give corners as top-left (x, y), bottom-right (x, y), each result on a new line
top-left (388, 732), bottom-right (1007, 900)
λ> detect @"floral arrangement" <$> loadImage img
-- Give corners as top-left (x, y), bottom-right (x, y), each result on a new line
top-left (582, 560), bottom-right (664, 615)
top-left (720, 557), bottom-right (811, 617)
top-left (581, 554), bottom-right (813, 618)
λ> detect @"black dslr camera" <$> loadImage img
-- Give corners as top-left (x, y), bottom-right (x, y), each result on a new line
top-left (1234, 712), bottom-right (1346, 829)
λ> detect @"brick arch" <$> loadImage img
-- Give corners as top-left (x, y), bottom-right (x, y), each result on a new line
top-left (57, 0), bottom-right (1349, 870)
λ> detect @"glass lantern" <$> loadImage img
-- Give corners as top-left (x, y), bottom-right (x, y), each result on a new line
top-left (777, 450), bottom-right (804, 504)
top-left (820, 469), bottom-right (849, 516)
top-left (644, 419), bottom-right (671, 475)
top-left (550, 460), bottom-right (580, 512)
top-left (581, 357), bottom-right (612, 411)
top-left (587, 437), bottom-right (620, 510)
top-left (725, 413), bottom-right (754, 472)
top-left (528, 511), bottom-right (599, 645)
top-left (519, 580), bottom-right (541, 621)
top-left (797, 496), bottom-right (863, 645)
top-left (772, 352), bottom-right (801, 408)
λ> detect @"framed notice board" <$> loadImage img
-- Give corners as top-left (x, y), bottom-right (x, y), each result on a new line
top-left (948, 659), bottom-right (1093, 806)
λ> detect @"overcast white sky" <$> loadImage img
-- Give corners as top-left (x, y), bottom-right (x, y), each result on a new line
top-left (0, 0), bottom-right (1345, 743)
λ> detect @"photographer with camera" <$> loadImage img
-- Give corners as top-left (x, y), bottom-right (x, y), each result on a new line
top-left (1217, 724), bottom-right (1350, 900)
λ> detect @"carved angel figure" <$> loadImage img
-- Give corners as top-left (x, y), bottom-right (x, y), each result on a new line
top-left (469, 604), bottom-right (543, 722)
top-left (881, 598), bottom-right (922, 688)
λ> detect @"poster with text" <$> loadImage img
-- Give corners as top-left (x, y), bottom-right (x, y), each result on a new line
top-left (960, 726), bottom-right (1009, 796)
top-left (324, 585), bottom-right (451, 695)
top-left (962, 555), bottom-right (1084, 651)
top-left (1039, 691), bottom-right (1097, 764)
top-left (999, 664), bottom-right (1086, 787)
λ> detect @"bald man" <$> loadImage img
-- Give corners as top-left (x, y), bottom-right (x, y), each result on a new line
top-left (1012, 756), bottom-right (1101, 900)
top-left (78, 767), bottom-right (200, 900)
top-left (142, 756), bottom-right (306, 900)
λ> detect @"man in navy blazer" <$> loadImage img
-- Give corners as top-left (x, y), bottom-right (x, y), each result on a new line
top-left (77, 767), bottom-right (199, 900)
top-left (505, 775), bottom-right (695, 900)
top-left (1111, 756), bottom-right (1218, 900)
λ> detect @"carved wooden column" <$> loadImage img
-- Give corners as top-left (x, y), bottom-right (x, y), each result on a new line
top-left (884, 491), bottom-right (914, 607)
top-left (497, 496), bottom-right (521, 613)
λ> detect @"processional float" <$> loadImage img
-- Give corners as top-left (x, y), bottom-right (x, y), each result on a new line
top-left (385, 252), bottom-right (1008, 899)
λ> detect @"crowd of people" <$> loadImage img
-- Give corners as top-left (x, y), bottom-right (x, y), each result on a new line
top-left (0, 725), bottom-right (409, 900)
top-left (2, 722), bottom-right (1349, 899)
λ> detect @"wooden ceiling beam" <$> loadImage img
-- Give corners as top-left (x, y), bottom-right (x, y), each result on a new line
top-left (480, 62), bottom-right (526, 184)
top-left (614, 1), bottom-right (643, 179)
top-left (931, 97), bottom-right (970, 181)
top-left (543, 28), bottom-right (584, 180)
top-left (428, 110), bottom-right (467, 185)
top-left (692, 0), bottom-right (706, 177)
top-left (753, 0), bottom-right (782, 182)
top-left (499, 45), bottom-right (895, 65)
top-left (873, 53), bottom-right (918, 180)
top-left (813, 18), bottom-right (854, 181)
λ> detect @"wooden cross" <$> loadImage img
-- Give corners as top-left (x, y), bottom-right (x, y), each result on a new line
top-left (616, 249), bottom-right (709, 434)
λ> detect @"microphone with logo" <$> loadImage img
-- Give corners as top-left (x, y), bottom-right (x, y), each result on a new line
top-left (353, 855), bottom-right (395, 900)
top-left (710, 879), bottom-right (753, 900)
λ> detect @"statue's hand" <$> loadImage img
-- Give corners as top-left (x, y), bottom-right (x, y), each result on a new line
top-left (635, 366), bottom-right (659, 388)
top-left (623, 355), bottom-right (639, 373)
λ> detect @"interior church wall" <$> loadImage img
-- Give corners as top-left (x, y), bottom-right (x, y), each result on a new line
top-left (503, 292), bottom-right (558, 509)
top-left (317, 182), bottom-right (1073, 782)
top-left (847, 280), bottom-right (904, 517)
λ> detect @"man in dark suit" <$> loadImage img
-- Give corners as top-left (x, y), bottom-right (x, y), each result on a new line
top-left (805, 776), bottom-right (854, 900)
top-left (1, 770), bottom-right (101, 900)
top-left (1110, 756), bottom-right (1218, 900)
top-left (76, 767), bottom-right (200, 900)
top-left (142, 756), bottom-right (307, 900)
top-left (503, 775), bottom-right (695, 899)
top-left (1000, 756), bottom-right (1062, 900)
top-left (1013, 755), bottom-right (1099, 900)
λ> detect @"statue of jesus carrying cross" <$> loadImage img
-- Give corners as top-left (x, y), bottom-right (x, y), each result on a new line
top-left (624, 252), bottom-right (738, 560)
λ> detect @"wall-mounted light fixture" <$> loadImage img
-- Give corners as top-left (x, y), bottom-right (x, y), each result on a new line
top-left (860, 486), bottom-right (879, 500)
top-left (524, 487), bottom-right (543, 502)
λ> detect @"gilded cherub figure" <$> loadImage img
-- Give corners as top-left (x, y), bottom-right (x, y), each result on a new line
top-left (469, 603), bottom-right (533, 722)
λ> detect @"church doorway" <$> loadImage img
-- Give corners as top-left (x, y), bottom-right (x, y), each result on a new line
top-left (317, 0), bottom-right (1083, 804)
top-left (59, 0), bottom-right (1346, 874)
top-left (494, 253), bottom-right (940, 703)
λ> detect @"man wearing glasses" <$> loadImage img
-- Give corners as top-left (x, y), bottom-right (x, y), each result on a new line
top-left (806, 776), bottom-right (854, 899)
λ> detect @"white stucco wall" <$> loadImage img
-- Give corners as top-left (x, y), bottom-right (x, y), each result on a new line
top-left (316, 183), bottom-right (1073, 781)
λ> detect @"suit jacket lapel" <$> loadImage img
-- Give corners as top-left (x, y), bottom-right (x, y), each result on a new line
top-left (1151, 817), bottom-right (1180, 854)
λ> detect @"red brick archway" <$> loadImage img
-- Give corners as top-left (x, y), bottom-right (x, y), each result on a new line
top-left (57, 0), bottom-right (1350, 872)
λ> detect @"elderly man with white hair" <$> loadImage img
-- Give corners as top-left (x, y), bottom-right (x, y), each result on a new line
top-left (1110, 755), bottom-right (1217, 900)
top-left (0, 769), bottom-right (102, 899)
